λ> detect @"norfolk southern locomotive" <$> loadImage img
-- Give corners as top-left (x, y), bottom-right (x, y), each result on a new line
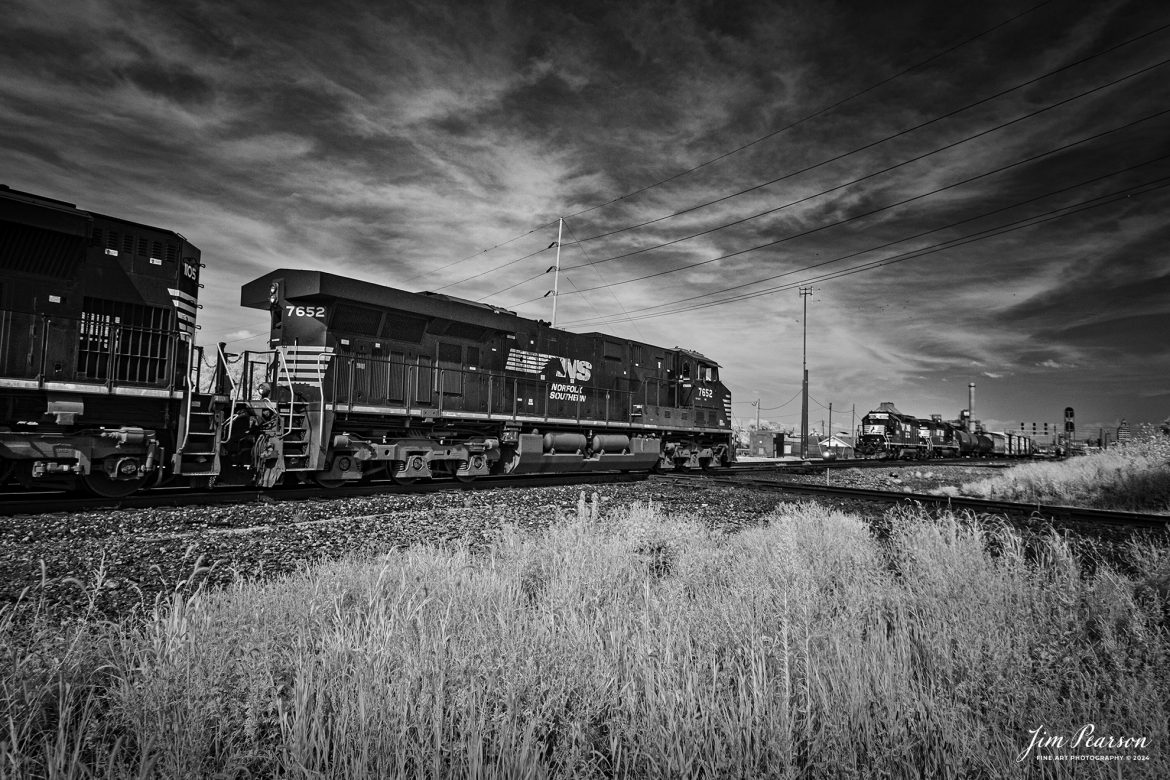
top-left (857, 402), bottom-right (1033, 459)
top-left (0, 187), bottom-right (735, 496)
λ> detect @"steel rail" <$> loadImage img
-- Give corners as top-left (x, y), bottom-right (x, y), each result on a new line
top-left (0, 459), bottom-right (1016, 514)
top-left (655, 474), bottom-right (1170, 529)
top-left (0, 472), bottom-right (650, 517)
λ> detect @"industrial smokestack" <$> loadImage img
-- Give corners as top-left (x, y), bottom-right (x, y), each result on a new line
top-left (968, 383), bottom-right (976, 428)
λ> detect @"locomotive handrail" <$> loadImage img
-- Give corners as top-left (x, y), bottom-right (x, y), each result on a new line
top-left (315, 349), bottom-right (330, 459)
top-left (36, 314), bottom-right (50, 387)
top-left (104, 324), bottom-right (119, 391)
top-left (346, 355), bottom-right (356, 413)
top-left (176, 337), bottom-right (197, 455)
top-left (274, 345), bottom-right (296, 433)
top-left (220, 342), bottom-right (245, 443)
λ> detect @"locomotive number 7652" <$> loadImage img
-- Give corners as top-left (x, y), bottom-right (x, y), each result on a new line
top-left (285, 305), bottom-right (326, 317)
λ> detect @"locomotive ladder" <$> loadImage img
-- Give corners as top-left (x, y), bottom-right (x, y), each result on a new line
top-left (272, 346), bottom-right (318, 472)
top-left (176, 395), bottom-right (222, 475)
top-left (175, 340), bottom-right (224, 477)
top-left (276, 400), bottom-right (313, 471)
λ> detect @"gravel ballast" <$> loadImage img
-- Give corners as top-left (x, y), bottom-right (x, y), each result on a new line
top-left (1, 480), bottom-right (806, 624)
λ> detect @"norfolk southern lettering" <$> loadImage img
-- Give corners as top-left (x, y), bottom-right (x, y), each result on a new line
top-left (549, 383), bottom-right (586, 402)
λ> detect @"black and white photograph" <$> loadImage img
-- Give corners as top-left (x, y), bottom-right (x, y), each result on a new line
top-left (2, 0), bottom-right (1168, 776)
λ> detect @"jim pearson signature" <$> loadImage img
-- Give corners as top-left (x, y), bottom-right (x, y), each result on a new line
top-left (1017, 724), bottom-right (1151, 762)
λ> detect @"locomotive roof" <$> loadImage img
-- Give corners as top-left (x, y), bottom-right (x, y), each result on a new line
top-left (243, 269), bottom-right (525, 331)
top-left (0, 184), bottom-right (192, 244)
top-left (242, 268), bottom-right (719, 364)
top-left (674, 347), bottom-right (718, 365)
top-left (1, 185), bottom-right (90, 237)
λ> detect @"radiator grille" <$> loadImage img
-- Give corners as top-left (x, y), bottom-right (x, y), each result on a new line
top-left (77, 297), bottom-right (176, 384)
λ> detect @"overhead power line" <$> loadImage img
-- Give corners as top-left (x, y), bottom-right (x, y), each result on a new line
top-left (565, 175), bottom-right (1170, 327)
top-left (427, 240), bottom-right (558, 293)
top-left (399, 218), bottom-right (559, 285)
top-left (415, 2), bottom-right (1052, 287)
top-left (561, 0), bottom-right (1055, 220)
top-left (570, 17), bottom-right (1165, 250)
top-left (522, 103), bottom-right (1170, 307)
top-left (483, 49), bottom-right (1170, 303)
top-left (564, 150), bottom-right (1170, 326)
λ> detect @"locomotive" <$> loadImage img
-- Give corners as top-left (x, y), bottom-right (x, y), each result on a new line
top-left (857, 402), bottom-right (1033, 459)
top-left (0, 186), bottom-right (736, 496)
top-left (0, 186), bottom-right (201, 496)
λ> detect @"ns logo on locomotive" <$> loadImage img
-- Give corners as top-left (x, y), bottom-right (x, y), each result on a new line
top-left (0, 186), bottom-right (736, 496)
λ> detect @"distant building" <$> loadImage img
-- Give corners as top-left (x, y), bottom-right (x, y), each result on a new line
top-left (748, 431), bottom-right (785, 458)
top-left (1117, 418), bottom-right (1132, 444)
top-left (819, 434), bottom-right (855, 459)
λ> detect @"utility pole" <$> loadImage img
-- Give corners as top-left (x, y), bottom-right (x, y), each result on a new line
top-left (799, 287), bottom-right (813, 459)
top-left (551, 218), bottom-right (563, 327)
top-left (753, 398), bottom-right (760, 431)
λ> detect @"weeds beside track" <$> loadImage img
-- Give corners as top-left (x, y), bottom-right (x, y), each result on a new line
top-left (3, 500), bottom-right (1167, 778)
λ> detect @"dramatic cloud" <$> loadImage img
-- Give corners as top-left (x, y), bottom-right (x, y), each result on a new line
top-left (3, 0), bottom-right (1167, 433)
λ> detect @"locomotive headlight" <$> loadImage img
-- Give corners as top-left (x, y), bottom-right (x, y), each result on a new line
top-left (268, 282), bottom-right (279, 305)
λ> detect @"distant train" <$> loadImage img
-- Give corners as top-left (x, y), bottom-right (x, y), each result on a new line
top-left (857, 402), bottom-right (1034, 459)
top-left (0, 186), bottom-right (736, 496)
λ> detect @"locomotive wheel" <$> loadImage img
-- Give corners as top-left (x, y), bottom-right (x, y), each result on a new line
top-left (390, 461), bottom-right (418, 485)
top-left (311, 473), bottom-right (346, 489)
top-left (0, 458), bottom-right (13, 487)
top-left (359, 464), bottom-right (389, 482)
top-left (80, 470), bottom-right (148, 498)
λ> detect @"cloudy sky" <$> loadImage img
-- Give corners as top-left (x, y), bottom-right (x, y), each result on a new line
top-left (4, 0), bottom-right (1168, 438)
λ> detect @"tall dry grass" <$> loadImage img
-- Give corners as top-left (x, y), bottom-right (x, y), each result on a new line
top-left (3, 500), bottom-right (1168, 778)
top-left (952, 430), bottom-right (1170, 512)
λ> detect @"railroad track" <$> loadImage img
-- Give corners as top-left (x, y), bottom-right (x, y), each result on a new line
top-left (735, 457), bottom-right (1014, 472)
top-left (654, 473), bottom-right (1170, 529)
top-left (0, 471), bottom-right (650, 517)
top-left (0, 459), bottom-right (1015, 517)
